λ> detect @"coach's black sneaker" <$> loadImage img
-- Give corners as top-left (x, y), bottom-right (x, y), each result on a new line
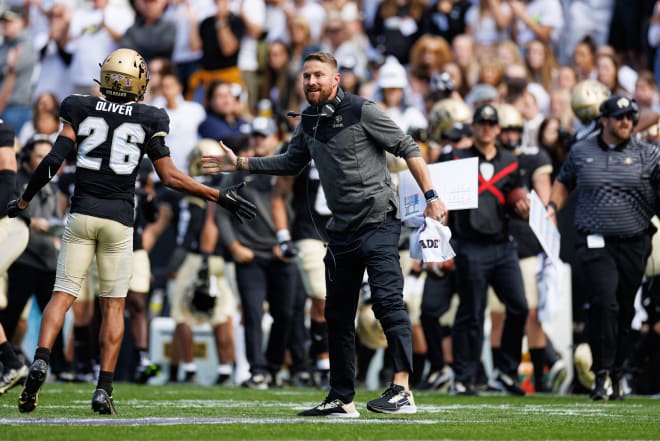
top-left (492, 370), bottom-right (526, 396)
top-left (298, 397), bottom-right (360, 418)
top-left (92, 389), bottom-right (118, 415)
top-left (0, 364), bottom-right (28, 395)
top-left (366, 384), bottom-right (417, 414)
top-left (18, 359), bottom-right (48, 413)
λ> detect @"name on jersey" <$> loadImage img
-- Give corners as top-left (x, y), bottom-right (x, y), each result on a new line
top-left (96, 101), bottom-right (133, 116)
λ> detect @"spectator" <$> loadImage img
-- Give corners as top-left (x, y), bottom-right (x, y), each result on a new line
top-left (156, 72), bottom-right (207, 172)
top-left (452, 33), bottom-right (480, 89)
top-left (232, 0), bottom-right (266, 114)
top-left (464, 0), bottom-right (513, 57)
top-left (424, 0), bottom-right (471, 44)
top-left (259, 40), bottom-right (298, 121)
top-left (369, 0), bottom-right (427, 66)
top-left (650, 1), bottom-right (660, 87)
top-left (198, 81), bottom-right (251, 148)
top-left (120, 0), bottom-right (176, 61)
top-left (596, 52), bottom-right (628, 96)
top-left (287, 15), bottom-right (321, 75)
top-left (67, 0), bottom-right (134, 96)
top-left (18, 92), bottom-right (61, 147)
top-left (187, 0), bottom-right (246, 101)
top-left (33, 2), bottom-right (73, 103)
top-left (524, 39), bottom-right (558, 92)
top-left (572, 35), bottom-right (598, 81)
top-left (164, 0), bottom-right (215, 98)
top-left (509, 0), bottom-right (564, 50)
top-left (0, 6), bottom-right (38, 133)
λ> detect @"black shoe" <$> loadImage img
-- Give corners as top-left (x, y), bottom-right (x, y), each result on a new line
top-left (18, 360), bottom-right (48, 413)
top-left (289, 371), bottom-right (312, 388)
top-left (134, 362), bottom-right (161, 384)
top-left (417, 366), bottom-right (453, 391)
top-left (216, 373), bottom-right (232, 386)
top-left (298, 397), bottom-right (360, 418)
top-left (366, 384), bottom-right (417, 414)
top-left (312, 369), bottom-right (330, 390)
top-left (590, 371), bottom-right (609, 401)
top-left (241, 373), bottom-right (270, 390)
top-left (0, 365), bottom-right (28, 395)
top-left (492, 370), bottom-right (526, 396)
top-left (92, 388), bottom-right (118, 415)
top-left (450, 381), bottom-right (478, 396)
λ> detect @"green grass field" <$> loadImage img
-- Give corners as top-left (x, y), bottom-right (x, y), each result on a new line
top-left (1, 383), bottom-right (659, 441)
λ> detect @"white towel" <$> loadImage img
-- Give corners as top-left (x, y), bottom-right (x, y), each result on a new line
top-left (410, 217), bottom-right (455, 263)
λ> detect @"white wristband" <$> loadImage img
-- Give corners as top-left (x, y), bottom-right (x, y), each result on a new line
top-left (276, 229), bottom-right (291, 243)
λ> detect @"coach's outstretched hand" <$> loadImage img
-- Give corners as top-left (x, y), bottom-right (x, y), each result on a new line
top-left (202, 140), bottom-right (238, 174)
top-left (217, 182), bottom-right (257, 223)
top-left (6, 199), bottom-right (26, 218)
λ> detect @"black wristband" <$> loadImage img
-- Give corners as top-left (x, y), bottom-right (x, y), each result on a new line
top-left (424, 189), bottom-right (438, 202)
top-left (546, 201), bottom-right (558, 211)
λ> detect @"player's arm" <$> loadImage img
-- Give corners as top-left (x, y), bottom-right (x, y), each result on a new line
top-left (151, 140), bottom-right (256, 223)
top-left (7, 124), bottom-right (76, 217)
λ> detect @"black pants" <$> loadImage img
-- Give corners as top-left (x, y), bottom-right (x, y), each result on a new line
top-left (420, 274), bottom-right (454, 371)
top-left (324, 216), bottom-right (412, 403)
top-left (235, 255), bottom-right (297, 375)
top-left (452, 240), bottom-right (528, 384)
top-left (576, 233), bottom-right (651, 376)
top-left (0, 262), bottom-right (67, 374)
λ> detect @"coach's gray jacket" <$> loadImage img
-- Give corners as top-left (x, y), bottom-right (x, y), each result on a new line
top-left (249, 89), bottom-right (421, 232)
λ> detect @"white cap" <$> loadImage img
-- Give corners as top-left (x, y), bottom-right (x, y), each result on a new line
top-left (377, 56), bottom-right (407, 89)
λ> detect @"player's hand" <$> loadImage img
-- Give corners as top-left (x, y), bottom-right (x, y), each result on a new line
top-left (7, 199), bottom-right (27, 218)
top-left (201, 140), bottom-right (238, 174)
top-left (217, 182), bottom-right (256, 223)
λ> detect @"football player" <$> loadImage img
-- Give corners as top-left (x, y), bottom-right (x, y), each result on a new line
top-left (6, 48), bottom-right (256, 415)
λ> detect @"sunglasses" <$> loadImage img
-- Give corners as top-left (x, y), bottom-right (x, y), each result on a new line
top-left (612, 113), bottom-right (635, 121)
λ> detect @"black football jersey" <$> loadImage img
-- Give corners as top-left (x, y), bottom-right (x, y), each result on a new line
top-left (60, 95), bottom-right (171, 226)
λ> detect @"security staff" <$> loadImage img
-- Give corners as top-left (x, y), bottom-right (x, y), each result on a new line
top-left (547, 95), bottom-right (660, 401)
top-left (449, 104), bottom-right (529, 396)
top-left (203, 51), bottom-right (445, 416)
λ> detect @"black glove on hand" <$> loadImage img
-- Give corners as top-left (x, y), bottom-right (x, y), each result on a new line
top-left (279, 239), bottom-right (298, 259)
top-left (6, 199), bottom-right (25, 218)
top-left (217, 182), bottom-right (257, 223)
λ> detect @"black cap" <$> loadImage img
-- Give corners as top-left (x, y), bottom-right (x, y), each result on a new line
top-left (473, 104), bottom-right (499, 124)
top-left (599, 96), bottom-right (639, 118)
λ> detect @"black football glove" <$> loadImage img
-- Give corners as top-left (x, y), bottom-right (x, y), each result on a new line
top-left (6, 199), bottom-right (25, 218)
top-left (217, 182), bottom-right (256, 223)
top-left (279, 239), bottom-right (299, 259)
